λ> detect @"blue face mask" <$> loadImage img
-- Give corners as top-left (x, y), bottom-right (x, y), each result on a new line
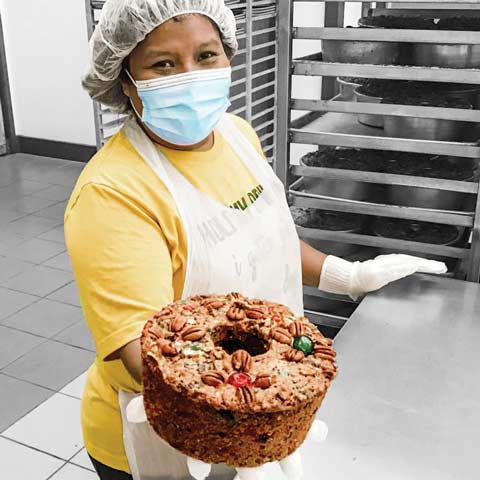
top-left (126, 67), bottom-right (231, 146)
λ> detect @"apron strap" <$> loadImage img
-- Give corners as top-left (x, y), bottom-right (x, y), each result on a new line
top-left (216, 115), bottom-right (278, 186)
top-left (122, 117), bottom-right (194, 286)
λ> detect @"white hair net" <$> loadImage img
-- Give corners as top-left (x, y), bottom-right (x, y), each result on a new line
top-left (83, 0), bottom-right (238, 113)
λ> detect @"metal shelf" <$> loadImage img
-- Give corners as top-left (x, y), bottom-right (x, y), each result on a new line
top-left (292, 99), bottom-right (480, 123)
top-left (290, 194), bottom-right (474, 229)
top-left (305, 309), bottom-right (347, 330)
top-left (290, 115), bottom-right (480, 158)
top-left (294, 27), bottom-right (480, 44)
top-left (296, 226), bottom-right (470, 259)
top-left (277, 0), bottom-right (480, 329)
top-left (293, 59), bottom-right (480, 84)
top-left (291, 165), bottom-right (479, 193)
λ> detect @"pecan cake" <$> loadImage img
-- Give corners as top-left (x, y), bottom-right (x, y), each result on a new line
top-left (141, 293), bottom-right (337, 467)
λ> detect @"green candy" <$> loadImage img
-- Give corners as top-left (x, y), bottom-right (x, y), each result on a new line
top-left (292, 335), bottom-right (314, 356)
top-left (183, 343), bottom-right (202, 356)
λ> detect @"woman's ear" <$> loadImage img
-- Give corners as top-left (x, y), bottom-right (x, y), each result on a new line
top-left (121, 78), bottom-right (131, 98)
top-left (120, 58), bottom-right (132, 98)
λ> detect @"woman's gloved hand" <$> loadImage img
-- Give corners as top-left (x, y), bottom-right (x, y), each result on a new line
top-left (319, 254), bottom-right (448, 300)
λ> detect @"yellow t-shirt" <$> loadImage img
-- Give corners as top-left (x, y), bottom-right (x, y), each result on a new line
top-left (64, 114), bottom-right (265, 473)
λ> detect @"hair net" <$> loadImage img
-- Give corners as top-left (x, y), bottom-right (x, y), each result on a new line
top-left (83, 0), bottom-right (238, 113)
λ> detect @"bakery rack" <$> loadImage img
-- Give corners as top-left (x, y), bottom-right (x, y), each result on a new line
top-left (85, 0), bottom-right (279, 162)
top-left (276, 0), bottom-right (480, 334)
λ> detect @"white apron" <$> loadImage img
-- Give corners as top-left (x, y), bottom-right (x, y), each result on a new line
top-left (119, 114), bottom-right (304, 480)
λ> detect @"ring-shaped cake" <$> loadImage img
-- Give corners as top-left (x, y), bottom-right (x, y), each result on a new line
top-left (141, 293), bottom-right (337, 467)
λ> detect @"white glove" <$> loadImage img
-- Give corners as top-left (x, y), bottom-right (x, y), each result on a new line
top-left (319, 254), bottom-right (447, 301)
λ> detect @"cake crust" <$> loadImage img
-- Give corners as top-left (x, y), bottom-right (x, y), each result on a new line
top-left (141, 293), bottom-right (336, 467)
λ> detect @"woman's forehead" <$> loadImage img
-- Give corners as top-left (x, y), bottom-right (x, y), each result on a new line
top-left (139, 14), bottom-right (222, 55)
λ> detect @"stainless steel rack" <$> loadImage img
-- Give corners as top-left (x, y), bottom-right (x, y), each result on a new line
top-left (85, 0), bottom-right (279, 162)
top-left (276, 0), bottom-right (480, 332)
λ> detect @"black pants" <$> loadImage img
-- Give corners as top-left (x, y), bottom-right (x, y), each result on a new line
top-left (89, 454), bottom-right (133, 480)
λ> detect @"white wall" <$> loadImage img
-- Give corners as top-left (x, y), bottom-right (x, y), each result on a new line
top-left (289, 3), bottom-right (324, 163)
top-left (292, 1), bottom-right (324, 102)
top-left (344, 2), bottom-right (362, 26)
top-left (0, 0), bottom-right (96, 146)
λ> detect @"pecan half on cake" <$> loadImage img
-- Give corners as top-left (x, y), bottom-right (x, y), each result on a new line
top-left (141, 293), bottom-right (337, 467)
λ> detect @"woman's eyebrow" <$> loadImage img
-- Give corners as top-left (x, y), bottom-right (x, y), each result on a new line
top-left (144, 39), bottom-right (221, 60)
top-left (197, 40), bottom-right (222, 49)
top-left (145, 50), bottom-right (175, 59)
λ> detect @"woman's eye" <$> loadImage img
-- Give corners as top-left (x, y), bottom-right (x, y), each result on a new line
top-left (153, 60), bottom-right (174, 68)
top-left (199, 51), bottom-right (217, 61)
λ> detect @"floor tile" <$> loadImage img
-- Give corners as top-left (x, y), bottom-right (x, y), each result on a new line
top-left (43, 251), bottom-right (72, 271)
top-left (3, 340), bottom-right (94, 390)
top-left (14, 153), bottom-right (71, 168)
top-left (0, 171), bottom-right (17, 188)
top-left (1, 299), bottom-right (83, 338)
top-left (60, 371), bottom-right (89, 400)
top-left (7, 264), bottom-right (72, 296)
top-left (3, 195), bottom-right (59, 216)
top-left (34, 184), bottom-right (73, 202)
top-left (0, 179), bottom-right (51, 197)
top-left (0, 233), bottom-right (28, 256)
top-left (3, 393), bottom-right (83, 460)
top-left (0, 209), bottom-right (25, 225)
top-left (15, 163), bottom-right (68, 183)
top-left (0, 373), bottom-right (54, 432)
top-left (6, 238), bottom-right (65, 264)
top-left (47, 281), bottom-right (81, 307)
top-left (12, 153), bottom-right (69, 171)
top-left (70, 448), bottom-right (95, 471)
top-left (19, 169), bottom-right (62, 185)
top-left (55, 322), bottom-right (95, 352)
top-left (35, 201), bottom-right (68, 220)
top-left (0, 256), bottom-right (34, 282)
top-left (38, 225), bottom-right (66, 244)
top-left (50, 463), bottom-right (98, 480)
top-left (0, 325), bottom-right (45, 369)
top-left (1, 265), bottom-right (73, 297)
top-left (47, 169), bottom-right (82, 188)
top-left (58, 161), bottom-right (86, 173)
top-left (5, 214), bottom-right (62, 236)
top-left (0, 436), bottom-right (64, 480)
top-left (0, 287), bottom-right (38, 321)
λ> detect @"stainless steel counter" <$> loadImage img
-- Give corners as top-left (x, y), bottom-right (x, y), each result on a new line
top-left (295, 274), bottom-right (480, 480)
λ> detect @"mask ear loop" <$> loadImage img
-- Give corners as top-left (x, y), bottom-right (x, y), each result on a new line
top-left (130, 99), bottom-right (143, 120)
top-left (125, 69), bottom-right (138, 87)
top-left (124, 69), bottom-right (143, 120)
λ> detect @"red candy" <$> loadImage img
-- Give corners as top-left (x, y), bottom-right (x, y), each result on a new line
top-left (227, 372), bottom-right (252, 388)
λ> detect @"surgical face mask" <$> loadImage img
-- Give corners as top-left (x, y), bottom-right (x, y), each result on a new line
top-left (126, 67), bottom-right (231, 146)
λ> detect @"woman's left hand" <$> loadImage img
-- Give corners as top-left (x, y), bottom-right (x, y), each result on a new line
top-left (319, 254), bottom-right (447, 300)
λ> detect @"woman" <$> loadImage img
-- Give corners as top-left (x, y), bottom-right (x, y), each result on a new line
top-left (66, 1), bottom-right (446, 478)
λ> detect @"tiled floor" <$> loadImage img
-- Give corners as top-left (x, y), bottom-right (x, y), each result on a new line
top-left (0, 154), bottom-right (97, 479)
